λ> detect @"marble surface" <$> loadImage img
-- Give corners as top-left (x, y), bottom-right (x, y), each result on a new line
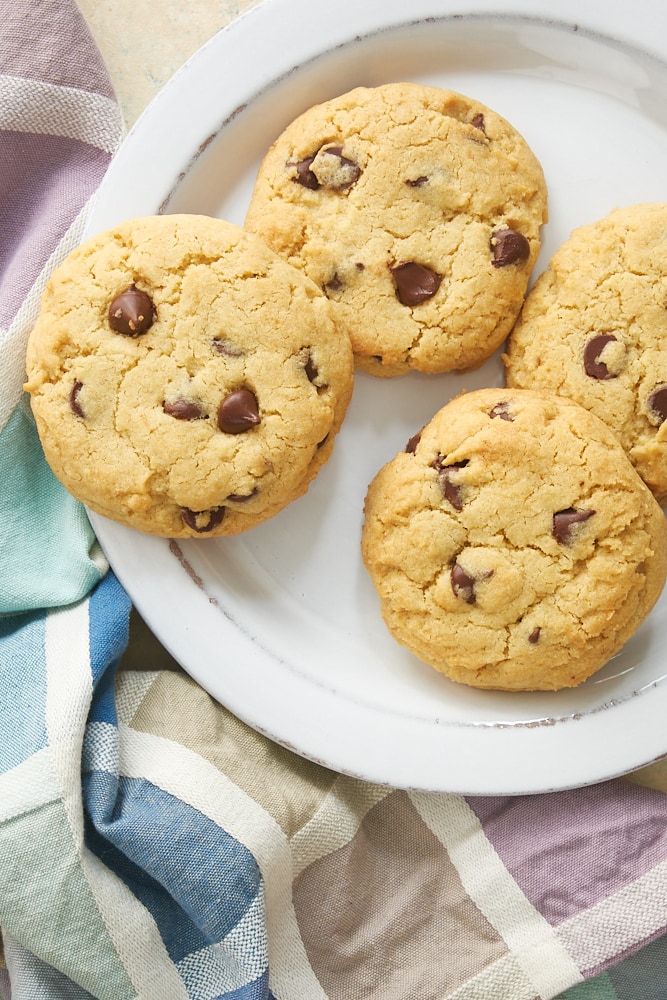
top-left (75, 0), bottom-right (667, 793)
top-left (78, 0), bottom-right (261, 128)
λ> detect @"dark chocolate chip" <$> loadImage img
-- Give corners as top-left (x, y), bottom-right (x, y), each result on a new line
top-left (528, 627), bottom-right (541, 644)
top-left (490, 229), bottom-right (530, 268)
top-left (69, 380), bottom-right (84, 418)
top-left (451, 563), bottom-right (476, 604)
top-left (212, 337), bottom-right (244, 357)
top-left (390, 261), bottom-right (442, 306)
top-left (305, 355), bottom-right (319, 383)
top-left (355, 262), bottom-right (365, 271)
top-left (489, 401), bottom-right (514, 421)
top-left (583, 334), bottom-right (618, 380)
top-left (163, 398), bottom-right (206, 420)
top-left (217, 388), bottom-right (261, 434)
top-left (226, 487), bottom-right (259, 503)
top-left (405, 176), bottom-right (429, 188)
top-left (431, 457), bottom-right (468, 511)
top-left (181, 507), bottom-right (225, 533)
top-left (648, 385), bottom-right (667, 425)
top-left (318, 145), bottom-right (361, 189)
top-left (108, 285), bottom-right (155, 335)
top-left (405, 431), bottom-right (422, 454)
top-left (290, 155), bottom-right (319, 189)
top-left (471, 112), bottom-right (486, 132)
top-left (323, 272), bottom-right (344, 295)
top-left (552, 507), bottom-right (595, 544)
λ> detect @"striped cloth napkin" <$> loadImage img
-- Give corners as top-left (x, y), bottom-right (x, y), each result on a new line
top-left (2, 2), bottom-right (667, 998)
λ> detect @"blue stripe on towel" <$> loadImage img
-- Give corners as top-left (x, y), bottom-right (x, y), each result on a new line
top-left (83, 772), bottom-right (263, 959)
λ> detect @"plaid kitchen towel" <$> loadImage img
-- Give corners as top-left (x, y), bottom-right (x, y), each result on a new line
top-left (2, 1), bottom-right (667, 998)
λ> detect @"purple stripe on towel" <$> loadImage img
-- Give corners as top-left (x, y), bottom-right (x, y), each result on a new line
top-left (0, 0), bottom-right (115, 97)
top-left (467, 782), bottom-right (667, 925)
top-left (0, 130), bottom-right (110, 328)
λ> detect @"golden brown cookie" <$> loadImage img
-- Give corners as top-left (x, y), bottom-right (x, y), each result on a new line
top-left (25, 214), bottom-right (354, 537)
top-left (245, 82), bottom-right (548, 376)
top-left (361, 388), bottom-right (667, 690)
top-left (504, 203), bottom-right (667, 504)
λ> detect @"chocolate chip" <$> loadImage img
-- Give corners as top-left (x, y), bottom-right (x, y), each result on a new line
top-left (552, 507), bottom-right (595, 544)
top-left (323, 272), bottom-right (344, 295)
top-left (304, 352), bottom-right (328, 392)
top-left (212, 337), bottom-right (244, 357)
top-left (390, 261), bottom-right (442, 306)
top-left (451, 563), bottom-right (476, 604)
top-left (108, 285), bottom-right (155, 335)
top-left (217, 388), bottom-right (261, 434)
top-left (317, 146), bottom-right (361, 189)
top-left (69, 380), bottom-right (84, 418)
top-left (471, 112), bottom-right (486, 132)
top-left (431, 457), bottom-right (468, 511)
top-left (490, 229), bottom-right (530, 268)
top-left (290, 155), bottom-right (319, 189)
top-left (163, 398), bottom-right (206, 420)
top-left (583, 334), bottom-right (618, 380)
top-left (226, 487), bottom-right (259, 503)
top-left (405, 431), bottom-right (422, 454)
top-left (489, 401), bottom-right (514, 421)
top-left (181, 507), bottom-right (225, 533)
top-left (290, 145), bottom-right (361, 191)
top-left (648, 385), bottom-right (667, 425)
top-left (405, 176), bottom-right (429, 188)
top-left (305, 355), bottom-right (318, 383)
top-left (528, 627), bottom-right (541, 644)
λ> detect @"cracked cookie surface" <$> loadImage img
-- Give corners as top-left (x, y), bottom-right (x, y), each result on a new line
top-left (245, 82), bottom-right (548, 376)
top-left (25, 214), bottom-right (354, 537)
top-left (505, 203), bottom-right (667, 503)
top-left (361, 388), bottom-right (667, 690)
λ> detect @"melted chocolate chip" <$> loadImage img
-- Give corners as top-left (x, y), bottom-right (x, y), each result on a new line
top-left (69, 380), bottom-right (84, 418)
top-left (431, 457), bottom-right (468, 511)
top-left (489, 401), bottom-right (514, 421)
top-left (583, 334), bottom-right (618, 380)
top-left (528, 627), bottom-right (541, 644)
top-left (226, 487), bottom-right (259, 503)
top-left (552, 507), bottom-right (595, 544)
top-left (163, 398), bottom-right (206, 420)
top-left (181, 507), bottom-right (225, 533)
top-left (217, 388), bottom-right (261, 434)
top-left (490, 229), bottom-right (530, 268)
top-left (405, 431), bottom-right (422, 454)
top-left (108, 285), bottom-right (155, 335)
top-left (405, 176), bottom-right (429, 188)
top-left (305, 355), bottom-right (318, 383)
top-left (290, 155), bottom-right (319, 189)
top-left (355, 262), bottom-right (365, 271)
top-left (390, 261), bottom-right (442, 306)
top-left (318, 146), bottom-right (361, 189)
top-left (212, 337), bottom-right (244, 357)
top-left (648, 385), bottom-right (667, 425)
top-left (290, 145), bottom-right (361, 191)
top-left (451, 563), bottom-right (476, 604)
top-left (471, 112), bottom-right (486, 132)
top-left (323, 272), bottom-right (344, 295)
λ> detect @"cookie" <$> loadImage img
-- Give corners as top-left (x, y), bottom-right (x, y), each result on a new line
top-left (25, 214), bottom-right (354, 537)
top-left (245, 82), bottom-right (548, 376)
top-left (361, 388), bottom-right (667, 690)
top-left (504, 203), bottom-right (667, 504)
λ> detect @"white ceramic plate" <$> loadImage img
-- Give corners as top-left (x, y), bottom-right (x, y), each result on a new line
top-left (86, 0), bottom-right (667, 794)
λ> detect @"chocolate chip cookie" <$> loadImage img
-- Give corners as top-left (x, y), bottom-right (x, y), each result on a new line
top-left (504, 203), bottom-right (667, 504)
top-left (245, 82), bottom-right (548, 376)
top-left (25, 214), bottom-right (354, 537)
top-left (361, 388), bottom-right (667, 690)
